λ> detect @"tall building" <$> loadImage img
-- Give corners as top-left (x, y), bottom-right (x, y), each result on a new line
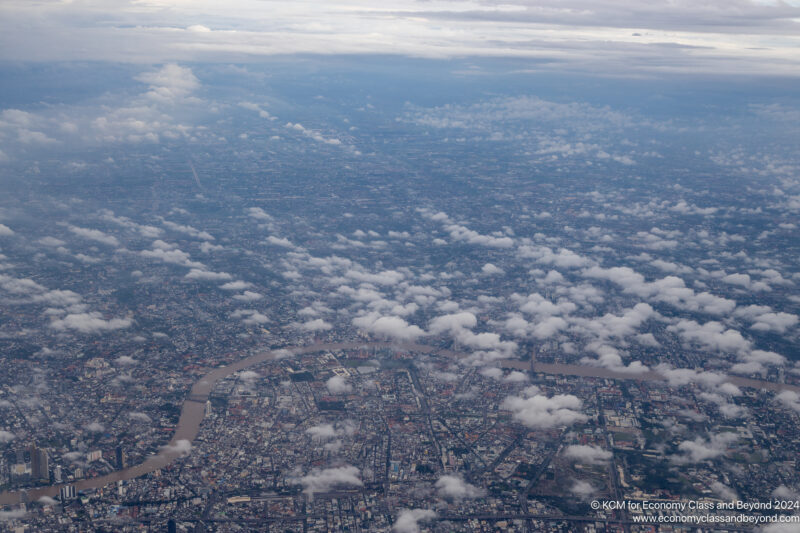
top-left (60, 485), bottom-right (76, 501)
top-left (29, 444), bottom-right (49, 481)
top-left (115, 445), bottom-right (126, 469)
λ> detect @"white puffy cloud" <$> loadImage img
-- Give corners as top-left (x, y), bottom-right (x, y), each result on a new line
top-left (734, 306), bottom-right (798, 334)
top-left (301, 318), bottom-right (332, 332)
top-left (84, 421), bottom-right (104, 433)
top-left (501, 387), bottom-right (586, 429)
top-left (38, 236), bottom-right (65, 246)
top-left (292, 465), bottom-right (362, 501)
top-left (667, 319), bottom-right (750, 354)
top-left (0, 224), bottom-right (14, 236)
top-left (326, 375), bottom-right (353, 394)
top-left (50, 312), bottom-right (132, 334)
top-left (68, 225), bottom-right (119, 246)
top-left (481, 263), bottom-right (504, 275)
top-left (579, 344), bottom-right (649, 374)
top-left (140, 244), bottom-right (205, 269)
top-left (570, 480), bottom-right (597, 499)
top-left (656, 364), bottom-right (727, 388)
top-left (185, 269), bottom-right (232, 281)
top-left (247, 207), bottom-right (272, 221)
top-left (393, 509), bottom-right (437, 533)
top-left (583, 266), bottom-right (736, 315)
top-left (444, 223), bottom-right (514, 248)
top-left (434, 474), bottom-right (485, 500)
top-left (428, 312), bottom-right (477, 336)
top-left (136, 64), bottom-right (199, 102)
top-left (353, 313), bottom-right (426, 341)
top-left (775, 390), bottom-right (800, 413)
top-left (161, 439), bottom-right (192, 457)
top-left (232, 309), bottom-right (269, 325)
top-left (162, 220), bottom-right (214, 241)
top-left (232, 291), bottom-right (263, 302)
top-left (563, 444), bottom-right (612, 465)
top-left (672, 433), bottom-right (738, 464)
top-left (519, 245), bottom-right (592, 268)
top-left (307, 420), bottom-right (357, 441)
top-left (128, 412), bottom-right (153, 423)
top-left (266, 236), bottom-right (294, 247)
top-left (220, 280), bottom-right (252, 291)
top-left (306, 423), bottom-right (338, 441)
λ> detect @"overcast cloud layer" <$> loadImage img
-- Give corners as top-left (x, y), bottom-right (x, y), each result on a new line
top-left (1, 0), bottom-right (799, 76)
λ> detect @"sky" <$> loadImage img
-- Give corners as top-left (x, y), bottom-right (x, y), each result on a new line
top-left (1, 0), bottom-right (799, 77)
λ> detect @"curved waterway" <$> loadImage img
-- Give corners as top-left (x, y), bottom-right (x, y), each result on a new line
top-left (2, 341), bottom-right (798, 505)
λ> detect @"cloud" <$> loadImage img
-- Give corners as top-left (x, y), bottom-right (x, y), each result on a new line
top-left (306, 423), bottom-right (338, 441)
top-left (583, 266), bottom-right (736, 315)
top-left (775, 390), bottom-right (800, 413)
top-left (0, 0), bottom-right (798, 77)
top-left (50, 312), bottom-right (132, 334)
top-left (711, 480), bottom-right (737, 501)
top-left (667, 319), bottom-right (751, 354)
top-left (519, 245), bottom-right (592, 268)
top-left (220, 280), bottom-right (252, 291)
top-left (434, 475), bottom-right (485, 500)
top-left (135, 64), bottom-right (199, 102)
top-left (563, 444), bottom-right (612, 465)
top-left (85, 422), bottom-right (104, 433)
top-left (0, 224), bottom-right (14, 236)
top-left (301, 318), bottom-right (333, 332)
top-left (38, 236), bottom-right (65, 246)
top-left (38, 496), bottom-right (57, 506)
top-left (579, 344), bottom-right (649, 374)
top-left (345, 269), bottom-right (405, 286)
top-left (292, 465), bottom-right (362, 500)
top-left (672, 432), bottom-right (738, 464)
top-left (306, 420), bottom-right (356, 441)
top-left (266, 236), bottom-right (294, 247)
top-left (393, 509), bottom-right (437, 533)
top-left (233, 291), bottom-right (263, 302)
top-left (238, 370), bottom-right (260, 381)
top-left (503, 370), bottom-right (528, 383)
top-left (326, 375), bottom-right (353, 394)
top-left (247, 207), bottom-right (272, 221)
top-left (68, 225), bottom-right (119, 246)
top-left (185, 269), bottom-right (232, 281)
top-left (285, 122), bottom-right (344, 146)
top-left (501, 387), bottom-right (586, 429)
top-left (128, 411), bottom-right (153, 423)
top-left (735, 305), bottom-right (799, 334)
top-left (161, 439), bottom-right (192, 457)
top-left (353, 313), bottom-right (426, 341)
top-left (161, 220), bottom-right (214, 240)
top-left (570, 480), bottom-right (597, 499)
top-left (232, 309), bottom-right (270, 325)
top-left (481, 263), bottom-right (504, 275)
top-left (140, 243), bottom-right (205, 269)
top-left (428, 312), bottom-right (477, 336)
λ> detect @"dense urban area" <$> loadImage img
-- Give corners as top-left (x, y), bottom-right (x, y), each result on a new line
top-left (0, 58), bottom-right (799, 532)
